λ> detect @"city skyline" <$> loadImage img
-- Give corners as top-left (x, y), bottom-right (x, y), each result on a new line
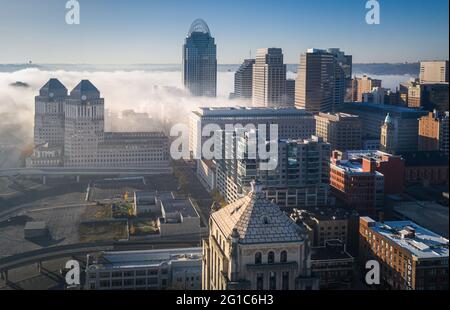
top-left (0, 0), bottom-right (448, 64)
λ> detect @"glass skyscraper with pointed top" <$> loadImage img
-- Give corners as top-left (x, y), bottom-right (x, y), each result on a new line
top-left (183, 19), bottom-right (217, 97)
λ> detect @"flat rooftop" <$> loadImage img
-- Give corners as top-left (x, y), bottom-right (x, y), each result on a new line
top-left (193, 106), bottom-right (312, 117)
top-left (394, 202), bottom-right (449, 238)
top-left (370, 220), bottom-right (449, 259)
top-left (159, 192), bottom-right (199, 218)
top-left (24, 221), bottom-right (47, 230)
top-left (340, 102), bottom-right (429, 116)
top-left (292, 207), bottom-right (357, 223)
top-left (311, 241), bottom-right (354, 261)
top-left (343, 150), bottom-right (399, 161)
top-left (332, 158), bottom-right (383, 176)
top-left (87, 248), bottom-right (202, 270)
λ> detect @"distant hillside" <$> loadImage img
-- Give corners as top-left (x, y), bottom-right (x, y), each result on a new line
top-left (353, 63), bottom-right (420, 76)
top-left (0, 62), bottom-right (421, 76)
top-left (286, 63), bottom-right (420, 76)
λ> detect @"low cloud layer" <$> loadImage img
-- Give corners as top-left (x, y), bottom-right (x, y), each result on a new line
top-left (0, 68), bottom-right (245, 144)
top-left (0, 68), bottom-right (413, 167)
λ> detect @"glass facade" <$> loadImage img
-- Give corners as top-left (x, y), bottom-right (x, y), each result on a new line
top-left (183, 19), bottom-right (217, 97)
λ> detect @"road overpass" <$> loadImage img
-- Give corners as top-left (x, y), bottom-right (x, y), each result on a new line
top-left (0, 167), bottom-right (173, 180)
top-left (0, 238), bottom-right (202, 281)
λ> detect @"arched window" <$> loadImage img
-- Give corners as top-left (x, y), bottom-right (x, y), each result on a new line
top-left (268, 251), bottom-right (275, 264)
top-left (255, 252), bottom-right (262, 264)
top-left (280, 251), bottom-right (287, 263)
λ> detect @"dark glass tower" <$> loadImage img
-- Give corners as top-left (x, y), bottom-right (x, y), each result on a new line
top-left (183, 19), bottom-right (217, 97)
top-left (233, 59), bottom-right (255, 100)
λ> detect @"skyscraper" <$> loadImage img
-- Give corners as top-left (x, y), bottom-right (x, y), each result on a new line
top-left (232, 59), bottom-right (255, 100)
top-left (327, 48), bottom-right (352, 106)
top-left (64, 80), bottom-right (105, 167)
top-left (182, 19), bottom-right (217, 97)
top-left (34, 78), bottom-right (68, 147)
top-left (285, 79), bottom-right (296, 106)
top-left (252, 48), bottom-right (287, 107)
top-left (295, 49), bottom-right (335, 113)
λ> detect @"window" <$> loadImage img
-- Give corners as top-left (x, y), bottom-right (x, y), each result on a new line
top-left (282, 272), bottom-right (289, 290)
top-left (269, 272), bottom-right (277, 290)
top-left (256, 273), bottom-right (264, 290)
top-left (255, 252), bottom-right (262, 264)
top-left (268, 251), bottom-right (275, 264)
top-left (280, 251), bottom-right (287, 263)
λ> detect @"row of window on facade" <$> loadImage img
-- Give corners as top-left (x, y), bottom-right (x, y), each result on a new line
top-left (254, 250), bottom-right (288, 265)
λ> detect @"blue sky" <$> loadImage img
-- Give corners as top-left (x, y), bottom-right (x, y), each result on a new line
top-left (0, 0), bottom-right (448, 64)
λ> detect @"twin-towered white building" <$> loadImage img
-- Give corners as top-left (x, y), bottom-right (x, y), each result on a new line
top-left (28, 79), bottom-right (170, 171)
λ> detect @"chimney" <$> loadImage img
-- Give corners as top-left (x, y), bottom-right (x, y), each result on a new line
top-left (362, 157), bottom-right (376, 173)
top-left (379, 211), bottom-right (385, 224)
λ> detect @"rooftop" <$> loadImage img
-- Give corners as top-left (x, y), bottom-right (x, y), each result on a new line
top-left (316, 112), bottom-right (360, 121)
top-left (369, 219), bottom-right (449, 259)
top-left (291, 207), bottom-right (357, 223)
top-left (401, 151), bottom-right (449, 167)
top-left (311, 240), bottom-right (354, 261)
top-left (332, 158), bottom-right (383, 176)
top-left (39, 78), bottom-right (68, 98)
top-left (159, 192), bottom-right (199, 218)
top-left (193, 106), bottom-right (312, 118)
top-left (341, 102), bottom-right (429, 116)
top-left (69, 80), bottom-right (100, 100)
top-left (188, 19), bottom-right (211, 36)
top-left (24, 221), bottom-right (47, 230)
top-left (87, 248), bottom-right (202, 270)
top-left (394, 201), bottom-right (449, 238)
top-left (211, 182), bottom-right (305, 244)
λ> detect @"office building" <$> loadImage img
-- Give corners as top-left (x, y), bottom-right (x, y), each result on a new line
top-left (362, 87), bottom-right (389, 105)
top-left (327, 48), bottom-right (353, 107)
top-left (359, 217), bottom-right (449, 290)
top-left (63, 80), bottom-right (105, 167)
top-left (132, 191), bottom-right (201, 237)
top-left (393, 201), bottom-right (449, 239)
top-left (28, 79), bottom-right (171, 171)
top-left (337, 102), bottom-right (428, 153)
top-left (285, 79), bottom-right (296, 106)
top-left (419, 111), bottom-right (449, 156)
top-left (336, 150), bottom-right (405, 195)
top-left (33, 78), bottom-right (67, 148)
top-left (290, 207), bottom-right (360, 255)
top-left (380, 113), bottom-right (397, 154)
top-left (351, 75), bottom-right (382, 102)
top-left (330, 152), bottom-right (385, 216)
top-left (231, 59), bottom-right (255, 100)
top-left (420, 60), bottom-right (449, 84)
top-left (314, 112), bottom-right (362, 151)
top-left (183, 19), bottom-right (217, 97)
top-left (402, 151), bottom-right (449, 186)
top-left (85, 248), bottom-right (202, 290)
top-left (310, 240), bottom-right (355, 289)
top-left (202, 181), bottom-right (318, 290)
top-left (421, 83), bottom-right (449, 112)
top-left (221, 134), bottom-right (331, 207)
top-left (295, 49), bottom-right (335, 113)
top-left (406, 81), bottom-right (449, 112)
top-left (252, 48), bottom-right (287, 107)
top-left (196, 159), bottom-right (217, 192)
top-left (189, 107), bottom-right (316, 159)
